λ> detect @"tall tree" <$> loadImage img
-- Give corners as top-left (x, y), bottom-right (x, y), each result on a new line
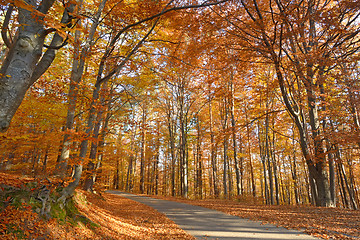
top-left (213, 0), bottom-right (360, 206)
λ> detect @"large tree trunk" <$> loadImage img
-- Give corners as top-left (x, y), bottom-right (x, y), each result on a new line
top-left (0, 1), bottom-right (73, 132)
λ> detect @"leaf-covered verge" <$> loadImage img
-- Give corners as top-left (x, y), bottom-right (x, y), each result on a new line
top-left (149, 195), bottom-right (360, 240)
top-left (0, 173), bottom-right (194, 239)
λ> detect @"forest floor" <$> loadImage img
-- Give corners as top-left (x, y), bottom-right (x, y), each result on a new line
top-left (148, 195), bottom-right (360, 240)
top-left (0, 172), bottom-right (193, 239)
top-left (1, 172), bottom-right (359, 239)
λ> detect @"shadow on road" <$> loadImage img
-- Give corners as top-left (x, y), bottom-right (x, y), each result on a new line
top-left (106, 191), bottom-right (319, 240)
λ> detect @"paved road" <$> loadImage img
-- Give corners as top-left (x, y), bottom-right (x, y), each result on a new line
top-left (107, 191), bottom-right (319, 240)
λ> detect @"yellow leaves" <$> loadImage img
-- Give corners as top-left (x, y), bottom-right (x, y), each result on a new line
top-left (12, 0), bottom-right (46, 17)
top-left (12, 0), bottom-right (34, 12)
top-left (0, 73), bottom-right (11, 78)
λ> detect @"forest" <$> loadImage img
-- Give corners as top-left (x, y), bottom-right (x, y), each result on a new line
top-left (0, 0), bottom-right (359, 220)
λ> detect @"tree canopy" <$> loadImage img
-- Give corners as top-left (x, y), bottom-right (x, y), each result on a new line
top-left (0, 0), bottom-right (359, 209)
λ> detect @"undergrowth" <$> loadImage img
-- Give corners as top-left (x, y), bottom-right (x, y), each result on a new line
top-left (0, 174), bottom-right (98, 239)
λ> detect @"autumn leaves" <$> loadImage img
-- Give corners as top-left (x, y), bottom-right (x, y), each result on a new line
top-left (0, 1), bottom-right (359, 208)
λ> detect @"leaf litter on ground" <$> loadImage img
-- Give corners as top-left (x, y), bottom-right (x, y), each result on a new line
top-left (148, 195), bottom-right (360, 240)
top-left (0, 172), bottom-right (194, 239)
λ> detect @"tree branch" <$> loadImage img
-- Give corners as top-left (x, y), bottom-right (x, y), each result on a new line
top-left (105, 0), bottom-right (229, 58)
top-left (1, 5), bottom-right (13, 48)
top-left (99, 17), bottom-right (160, 85)
top-left (30, 2), bottom-right (77, 84)
top-left (37, 0), bottom-right (56, 15)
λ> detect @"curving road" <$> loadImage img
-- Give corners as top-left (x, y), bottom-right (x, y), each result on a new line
top-left (106, 191), bottom-right (319, 240)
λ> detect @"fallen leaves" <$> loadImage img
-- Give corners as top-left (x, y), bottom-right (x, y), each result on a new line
top-left (150, 196), bottom-right (360, 240)
top-left (0, 204), bottom-right (48, 239)
top-left (0, 172), bottom-right (194, 239)
top-left (74, 190), bottom-right (195, 240)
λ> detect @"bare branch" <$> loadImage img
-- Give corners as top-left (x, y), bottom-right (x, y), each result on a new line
top-left (44, 36), bottom-right (69, 49)
top-left (1, 5), bottom-right (13, 48)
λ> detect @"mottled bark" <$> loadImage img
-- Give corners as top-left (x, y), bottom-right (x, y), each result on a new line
top-left (0, 0), bottom-right (73, 132)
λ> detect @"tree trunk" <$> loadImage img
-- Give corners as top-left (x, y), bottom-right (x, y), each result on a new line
top-left (209, 97), bottom-right (219, 197)
top-left (221, 96), bottom-right (229, 197)
top-left (166, 103), bottom-right (177, 196)
top-left (56, 29), bottom-right (83, 177)
top-left (139, 105), bottom-right (147, 194)
top-left (126, 124), bottom-right (137, 192)
top-left (230, 79), bottom-right (241, 196)
top-left (195, 116), bottom-right (203, 199)
top-left (60, 79), bottom-right (102, 199)
top-left (56, 0), bottom-right (107, 177)
top-left (0, 1), bottom-right (74, 132)
top-left (83, 83), bottom-right (108, 191)
top-left (245, 106), bottom-right (256, 198)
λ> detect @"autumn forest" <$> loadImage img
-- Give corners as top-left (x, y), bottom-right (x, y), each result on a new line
top-left (0, 0), bottom-right (360, 222)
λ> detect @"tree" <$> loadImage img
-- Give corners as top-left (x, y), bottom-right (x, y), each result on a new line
top-left (213, 0), bottom-right (360, 207)
top-left (0, 0), bottom-right (75, 131)
top-left (0, 0), bottom-right (229, 132)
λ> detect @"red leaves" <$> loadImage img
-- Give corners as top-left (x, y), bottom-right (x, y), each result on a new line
top-left (0, 204), bottom-right (47, 239)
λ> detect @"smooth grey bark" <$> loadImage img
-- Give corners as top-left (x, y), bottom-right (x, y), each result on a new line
top-left (290, 126), bottom-right (299, 204)
top-left (92, 108), bottom-right (111, 187)
top-left (209, 94), bottom-right (219, 197)
top-left (57, 0), bottom-right (106, 176)
top-left (220, 95), bottom-right (229, 197)
top-left (194, 115), bottom-right (203, 199)
top-left (0, 0), bottom-right (74, 132)
top-left (59, 84), bottom-right (101, 201)
top-left (139, 104), bottom-right (147, 194)
top-left (245, 106), bottom-right (256, 197)
top-left (154, 121), bottom-right (160, 195)
top-left (167, 111), bottom-right (177, 196)
top-left (126, 123), bottom-right (137, 191)
top-left (56, 29), bottom-right (82, 177)
top-left (258, 120), bottom-right (269, 204)
top-left (83, 83), bottom-right (108, 192)
top-left (265, 110), bottom-right (274, 205)
top-left (271, 140), bottom-right (280, 205)
top-left (178, 86), bottom-right (189, 198)
top-left (229, 78), bottom-right (241, 196)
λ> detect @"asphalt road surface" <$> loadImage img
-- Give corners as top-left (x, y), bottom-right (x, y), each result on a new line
top-left (107, 191), bottom-right (319, 240)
